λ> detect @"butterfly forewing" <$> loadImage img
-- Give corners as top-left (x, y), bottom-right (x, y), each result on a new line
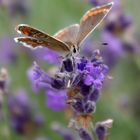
top-left (54, 24), bottom-right (79, 45)
top-left (15, 24), bottom-right (70, 52)
top-left (76, 2), bottom-right (113, 46)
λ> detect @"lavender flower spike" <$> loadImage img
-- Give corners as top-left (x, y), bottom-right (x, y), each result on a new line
top-left (95, 119), bottom-right (113, 140)
top-left (46, 89), bottom-right (67, 111)
top-left (0, 68), bottom-right (8, 92)
top-left (79, 128), bottom-right (92, 140)
top-left (52, 122), bottom-right (76, 140)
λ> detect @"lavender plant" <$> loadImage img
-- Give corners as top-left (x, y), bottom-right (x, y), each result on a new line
top-left (14, 2), bottom-right (114, 140)
top-left (27, 48), bottom-right (113, 140)
top-left (0, 36), bottom-right (17, 65)
top-left (0, 68), bottom-right (44, 139)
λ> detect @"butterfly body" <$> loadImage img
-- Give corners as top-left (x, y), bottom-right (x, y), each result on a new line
top-left (14, 2), bottom-right (114, 56)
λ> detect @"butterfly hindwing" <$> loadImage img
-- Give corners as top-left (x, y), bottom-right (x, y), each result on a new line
top-left (76, 2), bottom-right (113, 46)
top-left (14, 37), bottom-right (70, 52)
top-left (54, 24), bottom-right (79, 45)
top-left (14, 37), bottom-right (44, 49)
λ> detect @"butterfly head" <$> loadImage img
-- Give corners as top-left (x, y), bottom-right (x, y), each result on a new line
top-left (70, 44), bottom-right (79, 56)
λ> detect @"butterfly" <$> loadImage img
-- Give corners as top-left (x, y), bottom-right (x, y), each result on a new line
top-left (14, 2), bottom-right (114, 55)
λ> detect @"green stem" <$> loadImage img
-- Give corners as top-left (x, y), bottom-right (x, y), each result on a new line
top-left (90, 122), bottom-right (97, 140)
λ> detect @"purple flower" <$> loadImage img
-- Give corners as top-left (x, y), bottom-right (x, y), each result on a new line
top-left (83, 74), bottom-right (93, 86)
top-left (46, 89), bottom-right (67, 111)
top-left (0, 68), bottom-right (8, 92)
top-left (96, 125), bottom-right (107, 140)
top-left (71, 98), bottom-right (96, 114)
top-left (95, 119), bottom-right (113, 140)
top-left (8, 90), bottom-right (31, 134)
top-left (79, 128), bottom-right (92, 140)
top-left (101, 31), bottom-right (124, 67)
top-left (82, 58), bottom-right (109, 89)
top-left (102, 31), bottom-right (124, 56)
top-left (32, 47), bottom-right (61, 65)
top-left (77, 57), bottom-right (88, 71)
top-left (28, 49), bottom-right (108, 116)
top-left (27, 63), bottom-right (52, 92)
top-left (51, 77), bottom-right (66, 89)
top-left (52, 122), bottom-right (76, 140)
top-left (0, 35), bottom-right (17, 65)
top-left (89, 0), bottom-right (100, 6)
top-left (8, 89), bottom-right (43, 134)
top-left (0, 80), bottom-right (5, 91)
top-left (62, 57), bottom-right (74, 72)
top-left (71, 98), bottom-right (84, 113)
top-left (80, 38), bottom-right (98, 59)
top-left (89, 88), bottom-right (100, 102)
top-left (14, 89), bottom-right (29, 105)
top-left (84, 101), bottom-right (96, 114)
top-left (89, 0), bottom-right (121, 7)
top-left (27, 62), bottom-right (69, 112)
top-left (1, 0), bottom-right (29, 17)
top-left (104, 14), bottom-right (132, 34)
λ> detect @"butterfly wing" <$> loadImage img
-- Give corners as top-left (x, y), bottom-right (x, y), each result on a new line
top-left (15, 24), bottom-right (70, 52)
top-left (14, 37), bottom-right (70, 52)
top-left (76, 2), bottom-right (114, 46)
top-left (53, 24), bottom-right (80, 45)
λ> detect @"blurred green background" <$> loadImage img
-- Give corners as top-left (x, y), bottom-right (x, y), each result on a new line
top-left (0, 0), bottom-right (140, 140)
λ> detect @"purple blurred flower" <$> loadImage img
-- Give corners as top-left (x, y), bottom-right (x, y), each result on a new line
top-left (95, 119), bottom-right (113, 140)
top-left (101, 31), bottom-right (124, 66)
top-left (32, 47), bottom-right (61, 65)
top-left (89, 0), bottom-right (120, 7)
top-left (104, 14), bottom-right (132, 34)
top-left (27, 63), bottom-right (68, 111)
top-left (79, 128), bottom-right (92, 140)
top-left (46, 89), bottom-right (67, 112)
top-left (27, 63), bottom-right (52, 92)
top-left (89, 88), bottom-right (100, 102)
top-left (80, 38), bottom-right (98, 58)
top-left (0, 68), bottom-right (9, 120)
top-left (0, 68), bottom-right (8, 92)
top-left (0, 35), bottom-right (17, 65)
top-left (8, 89), bottom-right (43, 134)
top-left (0, 0), bottom-right (29, 17)
top-left (89, 0), bottom-right (99, 6)
top-left (8, 90), bottom-right (31, 134)
top-left (102, 31), bottom-right (123, 53)
top-left (100, 12), bottom-right (138, 67)
top-left (52, 122), bottom-right (77, 140)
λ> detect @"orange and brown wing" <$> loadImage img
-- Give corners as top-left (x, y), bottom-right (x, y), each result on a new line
top-left (76, 2), bottom-right (114, 46)
top-left (14, 37), bottom-right (70, 52)
top-left (15, 24), bottom-right (70, 52)
top-left (16, 24), bottom-right (52, 40)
